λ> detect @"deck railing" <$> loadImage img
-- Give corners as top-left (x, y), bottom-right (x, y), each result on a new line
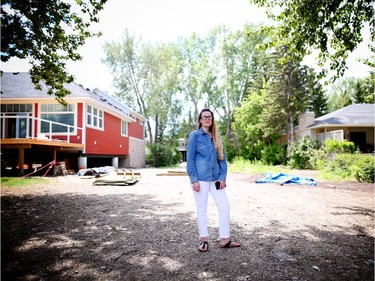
top-left (0, 115), bottom-right (83, 144)
top-left (316, 129), bottom-right (344, 143)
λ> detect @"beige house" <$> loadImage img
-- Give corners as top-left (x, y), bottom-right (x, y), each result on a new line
top-left (281, 104), bottom-right (374, 153)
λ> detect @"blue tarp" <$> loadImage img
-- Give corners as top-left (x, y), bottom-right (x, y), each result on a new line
top-left (255, 172), bottom-right (317, 186)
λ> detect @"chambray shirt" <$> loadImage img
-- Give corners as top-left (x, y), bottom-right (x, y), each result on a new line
top-left (186, 127), bottom-right (227, 184)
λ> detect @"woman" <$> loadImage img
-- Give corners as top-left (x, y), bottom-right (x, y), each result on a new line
top-left (186, 108), bottom-right (240, 252)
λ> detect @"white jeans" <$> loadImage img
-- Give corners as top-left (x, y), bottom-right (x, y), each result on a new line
top-left (192, 181), bottom-right (230, 239)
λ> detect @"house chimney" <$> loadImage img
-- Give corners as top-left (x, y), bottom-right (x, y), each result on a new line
top-left (299, 110), bottom-right (315, 130)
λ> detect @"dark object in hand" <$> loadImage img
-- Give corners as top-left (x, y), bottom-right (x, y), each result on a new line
top-left (215, 181), bottom-right (221, 190)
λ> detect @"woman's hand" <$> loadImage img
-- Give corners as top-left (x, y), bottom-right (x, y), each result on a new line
top-left (192, 182), bottom-right (200, 192)
top-left (218, 180), bottom-right (226, 189)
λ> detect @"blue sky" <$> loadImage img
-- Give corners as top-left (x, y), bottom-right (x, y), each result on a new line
top-left (1, 0), bottom-right (372, 93)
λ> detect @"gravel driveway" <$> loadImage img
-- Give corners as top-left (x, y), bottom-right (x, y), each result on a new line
top-left (1, 167), bottom-right (374, 281)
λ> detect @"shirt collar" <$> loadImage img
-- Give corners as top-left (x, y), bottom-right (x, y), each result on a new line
top-left (199, 127), bottom-right (211, 136)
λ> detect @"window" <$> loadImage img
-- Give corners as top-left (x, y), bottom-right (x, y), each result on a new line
top-left (1, 104), bottom-right (32, 113)
top-left (40, 104), bottom-right (75, 133)
top-left (87, 105), bottom-right (103, 129)
top-left (121, 120), bottom-right (128, 136)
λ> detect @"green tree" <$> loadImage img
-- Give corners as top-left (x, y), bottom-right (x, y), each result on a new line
top-left (205, 24), bottom-right (266, 139)
top-left (232, 89), bottom-right (267, 161)
top-left (103, 31), bottom-right (180, 144)
top-left (327, 75), bottom-right (375, 111)
top-left (260, 45), bottom-right (321, 153)
top-left (305, 68), bottom-right (328, 117)
top-left (175, 33), bottom-right (211, 119)
top-left (249, 0), bottom-right (374, 79)
top-left (1, 0), bottom-right (107, 104)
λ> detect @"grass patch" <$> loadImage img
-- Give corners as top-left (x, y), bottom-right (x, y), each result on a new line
top-left (1, 177), bottom-right (50, 188)
top-left (228, 158), bottom-right (293, 174)
top-left (318, 169), bottom-right (356, 182)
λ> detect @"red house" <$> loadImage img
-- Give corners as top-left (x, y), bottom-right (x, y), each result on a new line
top-left (0, 72), bottom-right (147, 176)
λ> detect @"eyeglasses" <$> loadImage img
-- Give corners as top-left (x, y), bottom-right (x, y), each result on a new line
top-left (201, 115), bottom-right (212, 120)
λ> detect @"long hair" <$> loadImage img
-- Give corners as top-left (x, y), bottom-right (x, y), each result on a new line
top-left (197, 108), bottom-right (224, 160)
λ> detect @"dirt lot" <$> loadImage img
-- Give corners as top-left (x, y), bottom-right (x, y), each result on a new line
top-left (1, 167), bottom-right (374, 281)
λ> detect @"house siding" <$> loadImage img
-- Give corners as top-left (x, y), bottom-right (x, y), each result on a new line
top-left (128, 118), bottom-right (144, 139)
top-left (85, 112), bottom-right (129, 155)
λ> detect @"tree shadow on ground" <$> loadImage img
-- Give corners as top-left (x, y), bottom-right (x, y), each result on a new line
top-left (1, 191), bottom-right (374, 281)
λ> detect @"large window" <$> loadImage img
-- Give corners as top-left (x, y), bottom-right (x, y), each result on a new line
top-left (40, 104), bottom-right (75, 133)
top-left (87, 105), bottom-right (103, 129)
top-left (121, 120), bottom-right (128, 136)
top-left (1, 104), bottom-right (32, 138)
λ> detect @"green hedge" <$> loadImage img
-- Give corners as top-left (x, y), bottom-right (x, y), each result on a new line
top-left (327, 154), bottom-right (374, 183)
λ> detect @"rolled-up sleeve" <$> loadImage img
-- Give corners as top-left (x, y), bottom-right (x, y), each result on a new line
top-left (218, 154), bottom-right (227, 182)
top-left (186, 132), bottom-right (199, 183)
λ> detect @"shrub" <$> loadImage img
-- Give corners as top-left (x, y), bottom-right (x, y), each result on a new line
top-left (353, 155), bottom-right (374, 183)
top-left (326, 154), bottom-right (356, 178)
top-left (326, 153), bottom-right (374, 183)
top-left (146, 143), bottom-right (178, 167)
top-left (288, 136), bottom-right (320, 169)
top-left (324, 139), bottom-right (355, 154)
top-left (223, 137), bottom-right (237, 162)
top-left (261, 143), bottom-right (287, 165)
top-left (308, 147), bottom-right (327, 170)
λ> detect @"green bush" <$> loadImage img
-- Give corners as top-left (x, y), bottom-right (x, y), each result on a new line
top-left (326, 153), bottom-right (374, 183)
top-left (288, 136), bottom-right (320, 169)
top-left (223, 137), bottom-right (237, 162)
top-left (261, 143), bottom-right (287, 165)
top-left (146, 143), bottom-right (178, 167)
top-left (324, 139), bottom-right (355, 154)
top-left (353, 155), bottom-right (374, 183)
top-left (326, 154), bottom-right (356, 178)
top-left (309, 148), bottom-right (327, 170)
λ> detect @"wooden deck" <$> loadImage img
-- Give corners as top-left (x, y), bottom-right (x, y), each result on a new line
top-left (0, 138), bottom-right (84, 149)
top-left (1, 138), bottom-right (84, 176)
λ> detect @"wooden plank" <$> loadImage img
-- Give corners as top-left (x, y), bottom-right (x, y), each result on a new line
top-left (0, 138), bottom-right (84, 149)
top-left (157, 171), bottom-right (188, 176)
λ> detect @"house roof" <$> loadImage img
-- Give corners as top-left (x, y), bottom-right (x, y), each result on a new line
top-left (0, 72), bottom-right (147, 122)
top-left (311, 104), bottom-right (374, 128)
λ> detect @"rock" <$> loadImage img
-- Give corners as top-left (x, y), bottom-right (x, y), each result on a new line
top-left (312, 265), bottom-right (320, 271)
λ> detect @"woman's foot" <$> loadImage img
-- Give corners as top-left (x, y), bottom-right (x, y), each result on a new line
top-left (198, 241), bottom-right (209, 252)
top-left (220, 238), bottom-right (240, 248)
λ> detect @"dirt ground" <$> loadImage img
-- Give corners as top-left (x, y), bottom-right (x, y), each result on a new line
top-left (1, 166), bottom-right (374, 281)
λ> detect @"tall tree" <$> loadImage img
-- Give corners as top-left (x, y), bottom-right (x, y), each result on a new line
top-left (305, 67), bottom-right (328, 117)
top-left (1, 0), bottom-right (107, 104)
top-left (249, 0), bottom-right (374, 79)
top-left (102, 31), bottom-right (180, 144)
top-left (327, 75), bottom-right (375, 111)
top-left (232, 89), bottom-right (267, 161)
top-left (145, 42), bottom-right (181, 143)
top-left (204, 24), bottom-right (266, 139)
top-left (260, 45), bottom-right (318, 152)
top-left (175, 33), bottom-right (210, 119)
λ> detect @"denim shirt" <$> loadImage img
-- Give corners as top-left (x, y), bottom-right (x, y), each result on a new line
top-left (186, 127), bottom-right (227, 184)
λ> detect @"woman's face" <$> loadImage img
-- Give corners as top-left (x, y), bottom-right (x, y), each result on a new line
top-left (200, 111), bottom-right (213, 127)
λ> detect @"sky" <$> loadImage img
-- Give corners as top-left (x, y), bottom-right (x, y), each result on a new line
top-left (1, 0), bottom-right (373, 93)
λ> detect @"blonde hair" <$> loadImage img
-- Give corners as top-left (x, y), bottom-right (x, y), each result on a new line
top-left (198, 109), bottom-right (224, 160)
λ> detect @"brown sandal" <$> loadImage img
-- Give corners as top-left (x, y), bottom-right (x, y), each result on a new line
top-left (198, 241), bottom-right (209, 252)
top-left (220, 240), bottom-right (241, 248)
